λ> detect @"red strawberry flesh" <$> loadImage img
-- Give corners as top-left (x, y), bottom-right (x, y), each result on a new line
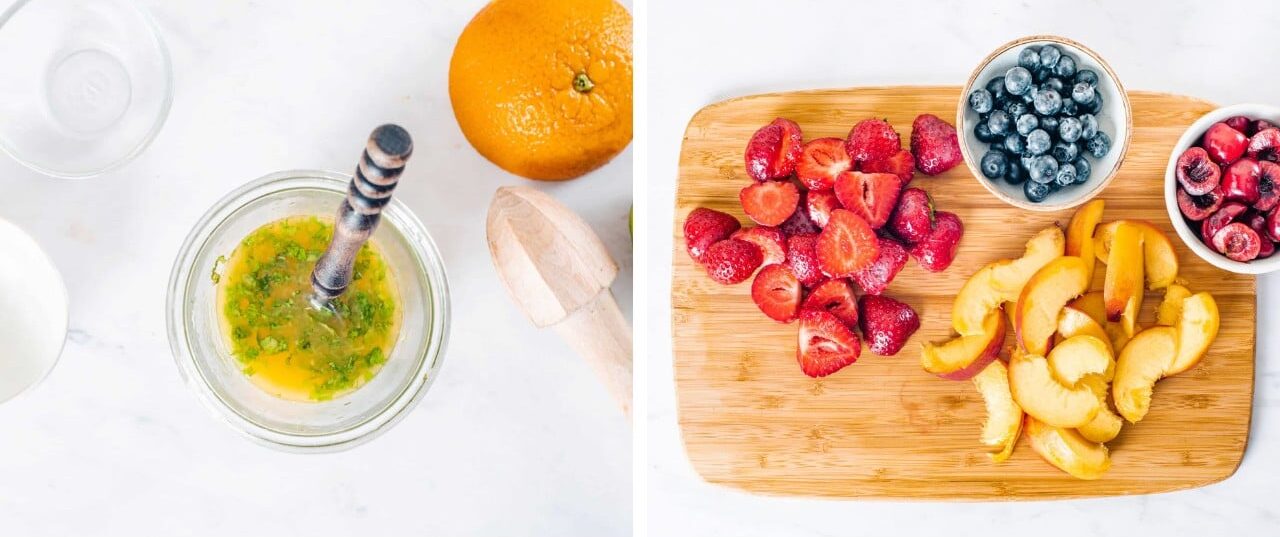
top-left (816, 209), bottom-right (880, 277)
top-left (805, 189), bottom-right (841, 228)
top-left (845, 119), bottom-right (901, 164)
top-left (684, 207), bottom-right (740, 262)
top-left (796, 137), bottom-right (852, 191)
top-left (740, 180), bottom-right (800, 226)
top-left (801, 278), bottom-right (859, 329)
top-left (751, 264), bottom-right (803, 322)
top-left (834, 171), bottom-right (902, 229)
top-left (850, 236), bottom-right (909, 295)
top-left (731, 226), bottom-right (787, 266)
top-left (785, 234), bottom-right (825, 287)
top-left (796, 310), bottom-right (861, 377)
top-left (702, 239), bottom-right (763, 285)
top-left (745, 118), bottom-right (804, 182)
top-left (861, 149), bottom-right (916, 186)
top-left (910, 114), bottom-right (963, 175)
top-left (909, 210), bottom-right (964, 272)
top-left (857, 294), bottom-right (920, 356)
top-left (888, 187), bottom-right (935, 243)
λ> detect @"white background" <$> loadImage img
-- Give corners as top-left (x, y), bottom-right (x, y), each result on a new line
top-left (647, 0), bottom-right (1280, 535)
top-left (0, 0), bottom-right (631, 535)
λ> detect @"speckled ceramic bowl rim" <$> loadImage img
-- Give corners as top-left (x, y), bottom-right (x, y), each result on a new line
top-left (1164, 103), bottom-right (1280, 275)
top-left (956, 34), bottom-right (1133, 212)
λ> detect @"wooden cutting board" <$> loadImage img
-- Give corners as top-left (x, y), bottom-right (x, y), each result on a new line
top-left (671, 86), bottom-right (1256, 500)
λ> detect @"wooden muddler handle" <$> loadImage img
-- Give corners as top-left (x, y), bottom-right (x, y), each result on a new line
top-left (311, 124), bottom-right (413, 301)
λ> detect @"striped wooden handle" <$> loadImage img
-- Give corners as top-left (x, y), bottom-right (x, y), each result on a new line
top-left (311, 124), bottom-right (413, 301)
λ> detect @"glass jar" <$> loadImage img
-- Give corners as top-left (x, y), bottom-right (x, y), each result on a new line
top-left (166, 170), bottom-right (449, 452)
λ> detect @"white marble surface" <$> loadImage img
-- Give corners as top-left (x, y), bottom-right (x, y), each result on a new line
top-left (647, 0), bottom-right (1280, 534)
top-left (0, 1), bottom-right (631, 535)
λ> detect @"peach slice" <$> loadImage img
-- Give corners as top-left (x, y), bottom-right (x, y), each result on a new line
top-left (972, 360), bottom-right (1023, 462)
top-left (1016, 256), bottom-right (1090, 356)
top-left (1076, 375), bottom-right (1123, 443)
top-left (1047, 335), bottom-right (1114, 385)
top-left (952, 226), bottom-right (1064, 336)
top-left (1103, 221), bottom-right (1144, 337)
top-left (1095, 220), bottom-right (1179, 290)
top-left (1056, 306), bottom-right (1113, 355)
top-left (922, 310), bottom-right (1006, 380)
top-left (1008, 350), bottom-right (1100, 428)
top-left (1113, 326), bottom-right (1178, 423)
top-left (1068, 292), bottom-right (1106, 326)
top-left (1025, 416), bottom-right (1111, 480)
top-left (1165, 292), bottom-right (1219, 376)
top-left (1155, 284), bottom-right (1192, 326)
top-left (1066, 199), bottom-right (1105, 283)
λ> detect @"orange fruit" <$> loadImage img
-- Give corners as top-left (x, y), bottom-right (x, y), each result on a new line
top-left (449, 0), bottom-right (632, 181)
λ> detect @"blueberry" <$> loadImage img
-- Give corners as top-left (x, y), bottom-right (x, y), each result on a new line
top-left (985, 75), bottom-right (1008, 100)
top-left (1021, 91), bottom-right (1035, 104)
top-left (1071, 82), bottom-right (1095, 105)
top-left (1003, 133), bottom-right (1026, 154)
top-left (1075, 69), bottom-right (1099, 87)
top-left (1018, 47), bottom-right (1041, 70)
top-left (1050, 140), bottom-right (1079, 163)
top-left (1039, 45), bottom-right (1062, 68)
top-left (1028, 155), bottom-right (1059, 183)
top-left (987, 110), bottom-right (1012, 135)
top-left (974, 121), bottom-right (1000, 143)
top-left (1042, 77), bottom-right (1065, 96)
top-left (1084, 91), bottom-right (1104, 114)
top-left (1026, 129), bottom-right (1052, 155)
top-left (1073, 157), bottom-right (1091, 183)
top-left (1005, 161), bottom-right (1028, 184)
top-left (967, 89), bottom-right (993, 114)
top-left (1020, 154), bottom-right (1036, 171)
top-left (1079, 114), bottom-right (1098, 139)
top-left (1024, 178), bottom-right (1052, 202)
top-left (1054, 162), bottom-right (1078, 188)
top-left (1039, 115), bottom-right (1059, 134)
top-left (1033, 88), bottom-right (1062, 115)
top-left (1053, 54), bottom-right (1076, 78)
top-left (1004, 100), bottom-right (1028, 117)
top-left (1015, 113), bottom-right (1039, 136)
top-left (1060, 98), bottom-right (1078, 116)
top-left (1058, 116), bottom-right (1082, 143)
top-left (980, 150), bottom-right (1008, 179)
top-left (1033, 66), bottom-right (1054, 83)
top-left (1004, 66), bottom-right (1033, 96)
top-left (1087, 131), bottom-right (1112, 158)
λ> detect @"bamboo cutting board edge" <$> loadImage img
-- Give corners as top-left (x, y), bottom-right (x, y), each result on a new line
top-left (671, 86), bottom-right (1255, 500)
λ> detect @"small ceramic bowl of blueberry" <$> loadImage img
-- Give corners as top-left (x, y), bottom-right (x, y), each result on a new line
top-left (957, 35), bottom-right (1132, 211)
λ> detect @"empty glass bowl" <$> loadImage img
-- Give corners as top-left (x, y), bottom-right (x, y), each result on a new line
top-left (0, 0), bottom-right (172, 177)
top-left (167, 171), bottom-right (450, 452)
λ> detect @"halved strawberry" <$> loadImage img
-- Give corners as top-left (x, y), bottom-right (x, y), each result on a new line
top-left (816, 209), bottom-right (880, 277)
top-left (745, 117), bottom-right (804, 182)
top-left (833, 171), bottom-right (903, 229)
top-left (806, 189), bottom-right (841, 228)
top-left (786, 234), bottom-right (825, 287)
top-left (683, 207), bottom-right (741, 262)
top-left (801, 278), bottom-right (859, 329)
top-left (850, 236), bottom-right (909, 295)
top-left (845, 118), bottom-right (901, 164)
top-left (796, 309), bottom-right (861, 378)
top-left (861, 149), bottom-right (916, 186)
top-left (779, 198), bottom-right (821, 236)
top-left (751, 264), bottom-right (803, 322)
top-left (731, 226), bottom-right (787, 266)
top-left (739, 180), bottom-right (800, 226)
top-left (796, 138), bottom-right (853, 190)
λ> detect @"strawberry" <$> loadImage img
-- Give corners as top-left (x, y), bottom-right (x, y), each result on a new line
top-left (850, 236), bottom-right (909, 295)
top-left (861, 149), bottom-right (916, 186)
top-left (910, 114), bottom-right (963, 175)
top-left (702, 239), bottom-right (762, 285)
top-left (751, 264), bottom-right (803, 322)
top-left (887, 188), bottom-right (934, 243)
top-left (779, 195), bottom-right (821, 236)
top-left (858, 294), bottom-right (920, 356)
top-left (816, 208), bottom-right (880, 277)
top-left (745, 117), bottom-right (804, 182)
top-left (740, 180), bottom-right (800, 226)
top-left (908, 210), bottom-right (963, 272)
top-left (731, 226), bottom-right (787, 266)
top-left (800, 278), bottom-right (859, 329)
top-left (805, 189), bottom-right (841, 228)
top-left (796, 310), bottom-right (861, 377)
top-left (796, 137), bottom-right (852, 190)
top-left (845, 118), bottom-right (901, 164)
top-left (785, 234), bottom-right (825, 287)
top-left (833, 171), bottom-right (903, 229)
top-left (683, 207), bottom-right (740, 262)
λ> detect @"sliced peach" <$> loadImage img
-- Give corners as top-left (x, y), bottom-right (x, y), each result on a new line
top-left (922, 310), bottom-right (1006, 380)
top-left (1066, 199), bottom-right (1105, 283)
top-left (1095, 220), bottom-right (1179, 290)
top-left (1008, 350), bottom-right (1100, 428)
top-left (1105, 322), bottom-right (1132, 355)
top-left (1112, 326), bottom-right (1178, 423)
top-left (972, 360), bottom-right (1023, 462)
top-left (1016, 256), bottom-right (1090, 356)
top-left (952, 226), bottom-right (1064, 336)
top-left (1103, 221), bottom-right (1144, 337)
top-left (1047, 335), bottom-right (1114, 385)
top-left (1068, 292), bottom-right (1106, 326)
top-left (1076, 375), bottom-right (1123, 443)
top-left (1165, 292), bottom-right (1219, 376)
top-left (1056, 306), bottom-right (1112, 355)
top-left (1155, 284), bottom-right (1192, 327)
top-left (1025, 416), bottom-right (1111, 480)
